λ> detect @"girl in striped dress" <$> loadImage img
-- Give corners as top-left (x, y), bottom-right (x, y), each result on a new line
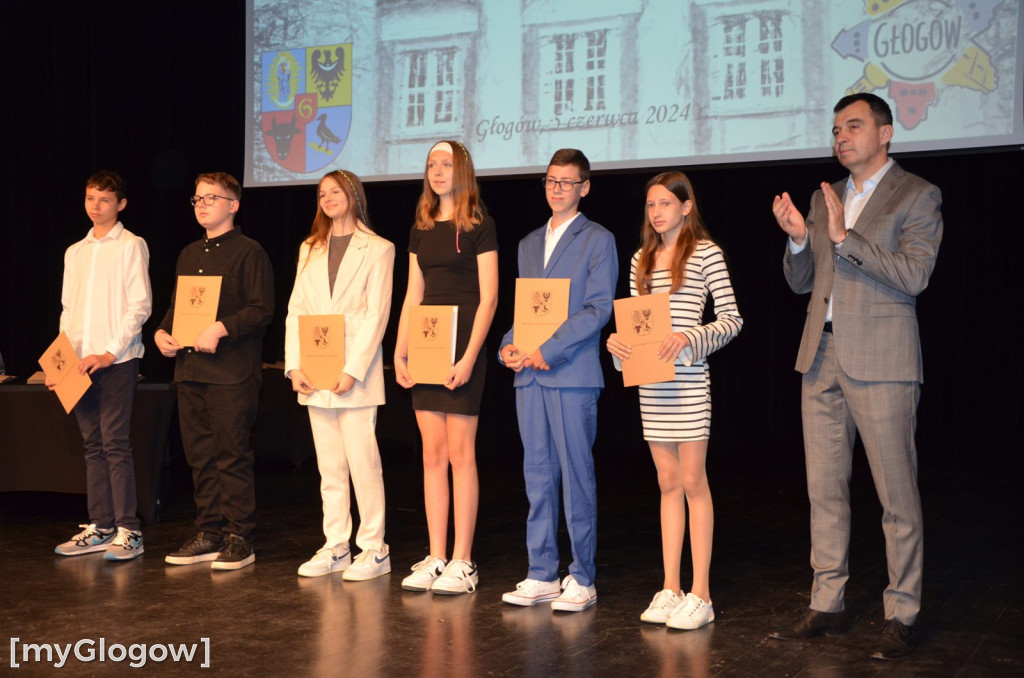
top-left (606, 171), bottom-right (742, 629)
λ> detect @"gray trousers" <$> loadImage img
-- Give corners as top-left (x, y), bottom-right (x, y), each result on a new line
top-left (73, 358), bottom-right (140, 531)
top-left (801, 332), bottom-right (923, 625)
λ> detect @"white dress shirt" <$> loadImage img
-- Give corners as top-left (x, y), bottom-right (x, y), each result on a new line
top-left (543, 212), bottom-right (581, 267)
top-left (60, 222), bottom-right (152, 363)
top-left (789, 158), bottom-right (894, 321)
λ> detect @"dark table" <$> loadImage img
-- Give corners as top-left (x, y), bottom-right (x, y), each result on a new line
top-left (0, 382), bottom-right (176, 523)
top-left (0, 367), bottom-right (417, 524)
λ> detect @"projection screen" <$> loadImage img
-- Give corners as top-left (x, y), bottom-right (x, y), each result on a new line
top-left (246, 0), bottom-right (1024, 186)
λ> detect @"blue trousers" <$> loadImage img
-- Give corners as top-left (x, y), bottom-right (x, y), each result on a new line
top-left (516, 383), bottom-right (599, 586)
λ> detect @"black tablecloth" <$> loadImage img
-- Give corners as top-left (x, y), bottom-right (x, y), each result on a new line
top-left (0, 382), bottom-right (175, 523)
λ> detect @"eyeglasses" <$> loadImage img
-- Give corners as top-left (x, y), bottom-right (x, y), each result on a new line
top-left (190, 194), bottom-right (236, 207)
top-left (542, 178), bottom-right (586, 191)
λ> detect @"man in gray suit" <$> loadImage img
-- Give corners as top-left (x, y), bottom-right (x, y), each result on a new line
top-left (769, 93), bottom-right (942, 660)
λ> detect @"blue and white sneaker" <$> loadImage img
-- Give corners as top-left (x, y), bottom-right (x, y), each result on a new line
top-left (103, 527), bottom-right (144, 561)
top-left (342, 545), bottom-right (391, 581)
top-left (55, 524), bottom-right (115, 556)
top-left (298, 544), bottom-right (351, 577)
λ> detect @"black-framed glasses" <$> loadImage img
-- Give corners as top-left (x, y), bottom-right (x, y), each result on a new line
top-left (542, 178), bottom-right (586, 191)
top-left (190, 194), bottom-right (236, 207)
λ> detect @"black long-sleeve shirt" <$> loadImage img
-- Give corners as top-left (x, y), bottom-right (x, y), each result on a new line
top-left (158, 228), bottom-right (274, 384)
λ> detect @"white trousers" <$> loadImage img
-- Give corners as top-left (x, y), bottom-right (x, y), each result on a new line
top-left (307, 405), bottom-right (386, 551)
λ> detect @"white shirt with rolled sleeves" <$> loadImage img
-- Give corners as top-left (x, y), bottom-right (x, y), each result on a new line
top-left (59, 221), bottom-right (152, 363)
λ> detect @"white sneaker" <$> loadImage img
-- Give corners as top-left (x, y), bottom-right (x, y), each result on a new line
top-left (297, 544), bottom-right (351, 577)
top-left (343, 545), bottom-right (391, 581)
top-left (666, 592), bottom-right (715, 630)
top-left (401, 555), bottom-right (448, 591)
top-left (431, 559), bottom-right (479, 595)
top-left (640, 589), bottom-right (684, 624)
top-left (502, 578), bottom-right (561, 606)
top-left (551, 575), bottom-right (597, 612)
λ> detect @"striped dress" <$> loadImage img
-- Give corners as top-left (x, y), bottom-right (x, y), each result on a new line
top-left (629, 241), bottom-right (742, 441)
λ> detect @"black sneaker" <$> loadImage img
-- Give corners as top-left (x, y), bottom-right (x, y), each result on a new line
top-left (211, 534), bottom-right (255, 571)
top-left (165, 531), bottom-right (223, 565)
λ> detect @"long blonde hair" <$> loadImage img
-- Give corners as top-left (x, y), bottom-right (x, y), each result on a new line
top-left (634, 171), bottom-right (711, 295)
top-left (300, 170), bottom-right (371, 270)
top-left (414, 140), bottom-right (483, 232)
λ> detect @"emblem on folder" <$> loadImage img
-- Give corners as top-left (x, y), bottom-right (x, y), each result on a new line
top-left (52, 349), bottom-right (67, 373)
top-left (313, 326), bottom-right (330, 349)
top-left (531, 291), bottom-right (553, 316)
top-left (632, 308), bottom-right (654, 336)
top-left (421, 317), bottom-right (438, 340)
top-left (189, 287), bottom-right (207, 307)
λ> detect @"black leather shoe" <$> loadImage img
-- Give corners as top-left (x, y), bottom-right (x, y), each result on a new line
top-left (871, 619), bottom-right (914, 660)
top-left (769, 609), bottom-right (845, 640)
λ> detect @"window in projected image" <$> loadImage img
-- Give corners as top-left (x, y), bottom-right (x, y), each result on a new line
top-left (246, 0), bottom-right (1024, 186)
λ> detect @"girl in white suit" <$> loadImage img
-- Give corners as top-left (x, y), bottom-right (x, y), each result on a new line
top-left (285, 170), bottom-right (395, 580)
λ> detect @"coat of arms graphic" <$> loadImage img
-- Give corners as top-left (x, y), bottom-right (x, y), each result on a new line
top-left (52, 349), bottom-right (67, 373)
top-left (531, 291), bottom-right (552, 316)
top-left (261, 44), bottom-right (353, 174)
top-left (421, 317), bottom-right (438, 340)
top-left (632, 308), bottom-right (654, 336)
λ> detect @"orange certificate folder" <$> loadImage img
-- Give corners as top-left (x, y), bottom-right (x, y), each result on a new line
top-left (408, 305), bottom-right (458, 385)
top-left (613, 293), bottom-right (676, 387)
top-left (172, 275), bottom-right (222, 346)
top-left (38, 331), bottom-right (92, 413)
top-left (513, 278), bottom-right (570, 356)
top-left (298, 314), bottom-right (345, 390)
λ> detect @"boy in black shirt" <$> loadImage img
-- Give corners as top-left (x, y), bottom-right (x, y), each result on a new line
top-left (155, 172), bottom-right (273, 570)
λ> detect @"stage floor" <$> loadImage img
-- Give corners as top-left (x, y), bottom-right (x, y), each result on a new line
top-left (1, 437), bottom-right (1020, 677)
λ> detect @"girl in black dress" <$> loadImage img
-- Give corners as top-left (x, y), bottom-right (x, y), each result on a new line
top-left (394, 141), bottom-right (498, 594)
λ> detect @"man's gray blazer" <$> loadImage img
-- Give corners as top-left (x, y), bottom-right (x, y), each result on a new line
top-left (783, 161), bottom-right (943, 383)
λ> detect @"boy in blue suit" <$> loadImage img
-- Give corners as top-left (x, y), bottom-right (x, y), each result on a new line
top-left (499, 149), bottom-right (617, 611)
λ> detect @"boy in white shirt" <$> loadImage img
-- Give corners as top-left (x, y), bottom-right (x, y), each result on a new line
top-left (51, 170), bottom-right (152, 561)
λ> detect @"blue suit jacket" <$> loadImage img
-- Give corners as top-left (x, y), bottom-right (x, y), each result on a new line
top-left (500, 215), bottom-right (617, 388)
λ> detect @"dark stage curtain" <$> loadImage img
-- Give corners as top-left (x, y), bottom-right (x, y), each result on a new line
top-left (2, 1), bottom-right (1021, 477)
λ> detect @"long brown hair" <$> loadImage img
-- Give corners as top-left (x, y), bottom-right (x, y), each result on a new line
top-left (414, 140), bottom-right (483, 232)
top-left (301, 170), bottom-right (371, 270)
top-left (634, 171), bottom-right (711, 295)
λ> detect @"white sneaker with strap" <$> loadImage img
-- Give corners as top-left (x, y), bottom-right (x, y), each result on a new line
top-left (401, 555), bottom-right (448, 591)
top-left (431, 559), bottom-right (479, 595)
